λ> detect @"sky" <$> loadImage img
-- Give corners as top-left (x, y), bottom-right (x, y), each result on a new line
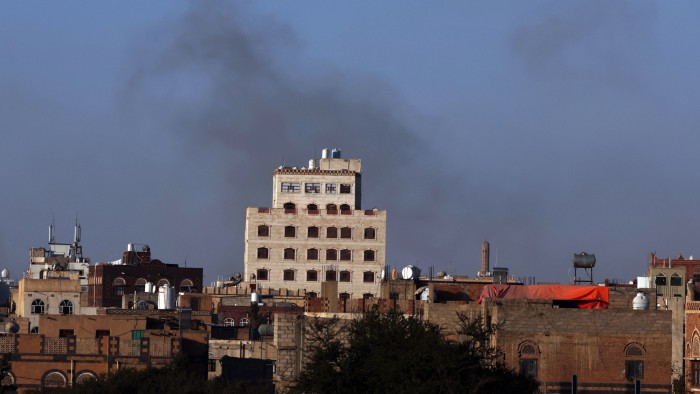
top-left (2, 1), bottom-right (700, 285)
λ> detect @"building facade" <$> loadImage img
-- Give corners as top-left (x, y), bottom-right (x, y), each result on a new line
top-left (244, 151), bottom-right (387, 298)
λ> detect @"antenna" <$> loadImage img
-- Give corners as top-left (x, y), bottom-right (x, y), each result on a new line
top-left (49, 219), bottom-right (56, 244)
top-left (74, 218), bottom-right (81, 243)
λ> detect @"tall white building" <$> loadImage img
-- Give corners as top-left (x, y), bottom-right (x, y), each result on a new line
top-left (244, 149), bottom-right (386, 298)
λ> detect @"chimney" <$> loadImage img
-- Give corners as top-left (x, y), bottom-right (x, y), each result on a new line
top-left (481, 241), bottom-right (490, 277)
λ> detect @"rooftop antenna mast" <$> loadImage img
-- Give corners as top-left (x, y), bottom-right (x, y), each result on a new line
top-left (49, 219), bottom-right (56, 244)
top-left (72, 217), bottom-right (83, 258)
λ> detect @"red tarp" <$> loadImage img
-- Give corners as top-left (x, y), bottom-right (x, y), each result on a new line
top-left (477, 284), bottom-right (609, 309)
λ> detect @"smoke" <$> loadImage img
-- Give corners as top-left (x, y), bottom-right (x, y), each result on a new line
top-left (124, 2), bottom-right (474, 278)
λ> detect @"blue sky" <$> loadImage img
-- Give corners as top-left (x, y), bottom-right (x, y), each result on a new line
top-left (2, 1), bottom-right (700, 285)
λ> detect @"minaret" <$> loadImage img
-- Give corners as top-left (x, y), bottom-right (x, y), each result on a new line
top-left (481, 241), bottom-right (490, 277)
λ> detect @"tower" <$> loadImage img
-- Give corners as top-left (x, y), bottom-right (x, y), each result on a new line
top-left (481, 241), bottom-right (490, 277)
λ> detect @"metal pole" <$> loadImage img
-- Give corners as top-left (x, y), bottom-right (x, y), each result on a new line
top-left (571, 374), bottom-right (577, 394)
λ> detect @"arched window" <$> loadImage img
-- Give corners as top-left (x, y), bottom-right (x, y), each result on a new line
top-left (257, 247), bottom-right (269, 259)
top-left (339, 292), bottom-right (350, 300)
top-left (307, 204), bottom-right (318, 211)
top-left (671, 273), bottom-right (683, 287)
top-left (340, 204), bottom-right (351, 213)
top-left (43, 371), bottom-right (67, 388)
top-left (180, 279), bottom-right (194, 292)
top-left (326, 249), bottom-right (338, 260)
top-left (326, 227), bottom-right (338, 238)
top-left (363, 293), bottom-right (374, 300)
top-left (31, 299), bottom-right (45, 315)
top-left (693, 333), bottom-right (700, 357)
top-left (307, 248), bottom-right (319, 260)
top-left (307, 291), bottom-right (318, 298)
top-left (655, 273), bottom-right (667, 286)
top-left (308, 226), bottom-right (319, 238)
top-left (59, 300), bottom-right (73, 315)
top-left (30, 327), bottom-right (39, 334)
top-left (625, 343), bottom-right (645, 380)
top-left (364, 250), bottom-right (375, 262)
top-left (257, 225), bottom-right (270, 237)
top-left (157, 279), bottom-right (170, 287)
top-left (340, 227), bottom-right (352, 239)
top-left (284, 202), bottom-right (296, 210)
top-left (75, 371), bottom-right (97, 384)
top-left (256, 269), bottom-right (269, 281)
top-left (339, 271), bottom-right (351, 282)
top-left (518, 341), bottom-right (539, 378)
top-left (239, 318), bottom-right (249, 327)
top-left (224, 318), bottom-right (235, 327)
top-left (285, 226), bottom-right (296, 237)
top-left (326, 204), bottom-right (338, 214)
top-left (1, 372), bottom-right (15, 387)
top-left (135, 278), bottom-right (147, 293)
top-left (364, 228), bottom-right (376, 240)
top-left (113, 277), bottom-right (126, 296)
top-left (284, 248), bottom-right (296, 260)
top-left (340, 249), bottom-right (352, 261)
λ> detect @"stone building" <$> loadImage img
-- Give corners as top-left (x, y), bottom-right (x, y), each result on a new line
top-left (244, 149), bottom-right (387, 298)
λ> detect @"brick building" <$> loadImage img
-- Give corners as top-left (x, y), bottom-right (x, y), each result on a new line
top-left (88, 244), bottom-right (203, 308)
top-left (243, 149), bottom-right (387, 298)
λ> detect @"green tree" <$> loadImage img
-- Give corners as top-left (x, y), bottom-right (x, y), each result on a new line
top-left (288, 307), bottom-right (538, 394)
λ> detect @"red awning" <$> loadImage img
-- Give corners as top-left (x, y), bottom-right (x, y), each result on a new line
top-left (477, 284), bottom-right (609, 309)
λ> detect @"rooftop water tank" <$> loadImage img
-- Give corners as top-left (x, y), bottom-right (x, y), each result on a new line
top-left (573, 252), bottom-right (596, 268)
top-left (632, 292), bottom-right (650, 310)
top-left (401, 265), bottom-right (421, 280)
top-left (331, 148), bottom-right (341, 158)
top-left (251, 291), bottom-right (261, 304)
top-left (321, 148), bottom-right (329, 159)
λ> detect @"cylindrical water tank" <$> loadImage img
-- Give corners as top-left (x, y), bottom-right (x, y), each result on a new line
top-left (251, 291), bottom-right (260, 304)
top-left (145, 282), bottom-right (154, 294)
top-left (331, 148), bottom-right (341, 158)
top-left (127, 243), bottom-right (134, 252)
top-left (158, 285), bottom-right (175, 309)
top-left (308, 159), bottom-right (315, 170)
top-left (401, 265), bottom-right (421, 280)
top-left (158, 286), bottom-right (167, 309)
top-left (321, 148), bottom-right (329, 159)
top-left (632, 292), bottom-right (650, 310)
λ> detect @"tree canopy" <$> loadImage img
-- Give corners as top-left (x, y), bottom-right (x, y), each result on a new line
top-left (288, 307), bottom-right (539, 394)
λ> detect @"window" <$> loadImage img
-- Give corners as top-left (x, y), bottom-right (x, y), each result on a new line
top-left (284, 202), bottom-right (296, 212)
top-left (224, 318), bottom-right (235, 327)
top-left (693, 361), bottom-right (700, 388)
top-left (31, 299), bottom-right (45, 314)
top-left (326, 227), bottom-right (338, 238)
top-left (59, 300), bottom-right (73, 315)
top-left (626, 360), bottom-right (644, 380)
top-left (363, 271), bottom-right (375, 283)
top-left (257, 225), bottom-right (270, 237)
top-left (340, 227), bottom-right (352, 239)
top-left (364, 250), bottom-right (375, 262)
top-left (326, 270), bottom-right (337, 281)
top-left (156, 279), bottom-right (170, 287)
top-left (364, 228), bottom-right (376, 240)
top-left (307, 204), bottom-right (319, 213)
top-left (307, 270), bottom-right (318, 281)
top-left (326, 204), bottom-right (338, 214)
top-left (307, 291), bottom-right (318, 298)
top-left (655, 274), bottom-right (667, 286)
top-left (363, 293), bottom-right (374, 299)
top-left (43, 371), bottom-right (67, 388)
top-left (208, 359), bottom-right (217, 372)
top-left (305, 183), bottom-right (320, 193)
top-left (340, 204), bottom-right (351, 214)
top-left (239, 318), bottom-right (249, 327)
top-left (625, 343), bottom-right (644, 380)
top-left (339, 271), bottom-right (351, 282)
top-left (59, 329), bottom-right (74, 338)
top-left (113, 277), bottom-right (126, 296)
top-left (191, 298), bottom-right (200, 310)
top-left (671, 273), bottom-right (683, 286)
top-left (340, 249), bottom-right (352, 261)
top-left (281, 183), bottom-right (300, 193)
top-left (180, 279), bottom-right (194, 292)
top-left (326, 249), bottom-right (337, 260)
top-left (135, 278), bottom-right (147, 293)
top-left (284, 248), bottom-right (296, 260)
top-left (307, 248), bottom-right (319, 260)
top-left (325, 184), bottom-right (337, 194)
top-left (518, 342), bottom-right (539, 378)
top-left (308, 226), bottom-right (319, 238)
top-left (339, 292), bottom-right (350, 300)
top-left (285, 226), bottom-right (296, 237)
top-left (520, 359), bottom-right (537, 378)
top-left (283, 269), bottom-right (295, 281)
top-left (694, 334), bottom-right (700, 357)
top-left (340, 184), bottom-right (351, 194)
top-left (256, 269), bottom-right (269, 281)
top-left (257, 247), bottom-right (269, 259)
top-left (95, 330), bottom-right (110, 338)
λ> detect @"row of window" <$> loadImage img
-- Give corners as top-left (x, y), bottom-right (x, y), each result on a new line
top-left (281, 203), bottom-right (352, 213)
top-left (112, 278), bottom-right (195, 295)
top-left (31, 299), bottom-right (73, 315)
top-left (254, 269), bottom-right (375, 283)
top-left (655, 273), bottom-right (683, 286)
top-left (258, 225), bottom-right (376, 240)
top-left (517, 341), bottom-right (645, 380)
top-left (281, 183), bottom-right (352, 194)
top-left (257, 247), bottom-right (375, 262)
